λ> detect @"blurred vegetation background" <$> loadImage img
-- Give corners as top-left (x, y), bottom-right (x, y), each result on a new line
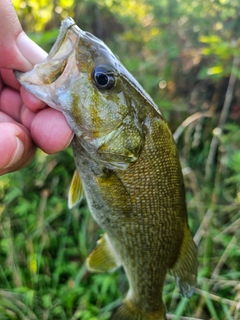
top-left (0, 0), bottom-right (240, 319)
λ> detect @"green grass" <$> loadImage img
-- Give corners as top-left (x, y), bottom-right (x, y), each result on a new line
top-left (0, 121), bottom-right (240, 319)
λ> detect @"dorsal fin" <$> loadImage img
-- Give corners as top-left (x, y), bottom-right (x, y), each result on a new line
top-left (68, 169), bottom-right (84, 209)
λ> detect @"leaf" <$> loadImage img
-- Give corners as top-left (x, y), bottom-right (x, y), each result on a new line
top-left (207, 65), bottom-right (223, 75)
top-left (199, 35), bottom-right (221, 44)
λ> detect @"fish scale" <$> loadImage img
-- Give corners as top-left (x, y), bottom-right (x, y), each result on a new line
top-left (15, 17), bottom-right (198, 320)
top-left (76, 119), bottom-right (179, 311)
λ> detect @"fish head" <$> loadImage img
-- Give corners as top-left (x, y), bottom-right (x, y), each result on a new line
top-left (15, 18), bottom-right (159, 169)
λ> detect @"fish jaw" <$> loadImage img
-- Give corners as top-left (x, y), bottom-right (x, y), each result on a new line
top-left (14, 18), bottom-right (128, 139)
top-left (15, 17), bottom-right (146, 167)
top-left (14, 18), bottom-right (82, 112)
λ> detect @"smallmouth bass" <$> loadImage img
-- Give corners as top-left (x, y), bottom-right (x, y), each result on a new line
top-left (15, 18), bottom-right (197, 320)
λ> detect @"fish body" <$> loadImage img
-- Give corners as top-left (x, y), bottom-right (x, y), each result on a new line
top-left (15, 18), bottom-right (197, 320)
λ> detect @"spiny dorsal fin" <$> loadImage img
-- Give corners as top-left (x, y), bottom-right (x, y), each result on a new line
top-left (87, 234), bottom-right (121, 273)
top-left (68, 169), bottom-right (84, 209)
top-left (171, 225), bottom-right (198, 298)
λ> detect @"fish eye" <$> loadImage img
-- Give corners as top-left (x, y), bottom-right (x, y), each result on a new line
top-left (92, 65), bottom-right (115, 90)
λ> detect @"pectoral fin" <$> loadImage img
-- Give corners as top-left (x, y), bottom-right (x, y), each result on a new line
top-left (171, 225), bottom-right (198, 298)
top-left (68, 170), bottom-right (84, 209)
top-left (87, 234), bottom-right (121, 272)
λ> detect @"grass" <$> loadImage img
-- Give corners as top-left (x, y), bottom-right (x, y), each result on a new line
top-left (0, 120), bottom-right (240, 319)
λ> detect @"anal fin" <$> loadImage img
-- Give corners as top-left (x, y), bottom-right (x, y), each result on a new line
top-left (87, 234), bottom-right (121, 272)
top-left (68, 169), bottom-right (84, 209)
top-left (171, 225), bottom-right (198, 298)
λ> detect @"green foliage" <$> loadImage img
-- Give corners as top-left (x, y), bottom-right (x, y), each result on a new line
top-left (0, 150), bottom-right (122, 319)
top-left (1, 0), bottom-right (240, 319)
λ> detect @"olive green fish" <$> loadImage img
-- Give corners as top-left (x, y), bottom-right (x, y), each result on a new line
top-left (15, 18), bottom-right (197, 320)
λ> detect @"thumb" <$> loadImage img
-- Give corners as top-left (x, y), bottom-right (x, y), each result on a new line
top-left (16, 33), bottom-right (47, 69)
top-left (0, 0), bottom-right (46, 71)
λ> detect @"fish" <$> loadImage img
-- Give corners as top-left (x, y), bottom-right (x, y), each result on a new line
top-left (15, 17), bottom-right (198, 320)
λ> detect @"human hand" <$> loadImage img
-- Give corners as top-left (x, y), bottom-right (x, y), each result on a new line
top-left (0, 0), bottom-right (74, 175)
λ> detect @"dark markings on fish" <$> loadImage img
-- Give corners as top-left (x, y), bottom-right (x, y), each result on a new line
top-left (15, 17), bottom-right (198, 320)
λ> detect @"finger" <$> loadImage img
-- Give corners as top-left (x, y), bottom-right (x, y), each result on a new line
top-left (0, 111), bottom-right (16, 123)
top-left (0, 74), bottom-right (2, 93)
top-left (0, 122), bottom-right (36, 175)
top-left (16, 32), bottom-right (47, 67)
top-left (0, 69), bottom-right (21, 91)
top-left (0, 0), bottom-right (31, 70)
top-left (31, 108), bottom-right (74, 154)
top-left (21, 87), bottom-right (47, 112)
top-left (0, 83), bottom-right (45, 129)
top-left (0, 0), bottom-right (47, 71)
top-left (20, 105), bottom-right (36, 130)
top-left (0, 87), bottom-right (22, 122)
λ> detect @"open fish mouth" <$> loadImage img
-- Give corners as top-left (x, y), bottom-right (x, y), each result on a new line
top-left (14, 18), bottom-right (81, 111)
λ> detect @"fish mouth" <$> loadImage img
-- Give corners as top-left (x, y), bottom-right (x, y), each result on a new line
top-left (14, 18), bottom-right (82, 111)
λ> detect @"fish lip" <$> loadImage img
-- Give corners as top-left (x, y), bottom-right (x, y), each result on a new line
top-left (14, 18), bottom-right (82, 111)
top-left (47, 17), bottom-right (79, 60)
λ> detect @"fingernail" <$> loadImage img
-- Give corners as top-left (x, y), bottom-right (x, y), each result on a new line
top-left (4, 137), bottom-right (24, 169)
top-left (16, 32), bottom-right (48, 66)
